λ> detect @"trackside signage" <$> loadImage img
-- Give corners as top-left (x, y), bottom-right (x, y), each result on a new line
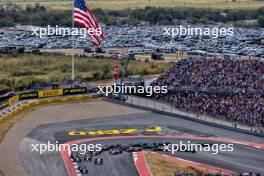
top-left (0, 87), bottom-right (91, 110)
top-left (8, 95), bottom-right (19, 105)
top-left (19, 92), bottom-right (39, 100)
top-left (63, 87), bottom-right (87, 95)
top-left (68, 127), bottom-right (162, 136)
top-left (38, 89), bottom-right (63, 98)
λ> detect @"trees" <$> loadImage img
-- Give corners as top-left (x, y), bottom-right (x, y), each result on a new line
top-left (0, 16), bottom-right (15, 27)
top-left (0, 3), bottom-right (264, 27)
top-left (258, 16), bottom-right (264, 27)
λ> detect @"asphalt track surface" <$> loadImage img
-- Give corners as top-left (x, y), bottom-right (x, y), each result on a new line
top-left (20, 110), bottom-right (264, 176)
top-left (61, 137), bottom-right (264, 175)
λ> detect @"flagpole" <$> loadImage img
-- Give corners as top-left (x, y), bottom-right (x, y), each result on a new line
top-left (71, 0), bottom-right (75, 83)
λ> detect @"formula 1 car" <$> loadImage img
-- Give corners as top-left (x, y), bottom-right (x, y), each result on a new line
top-left (78, 167), bottom-right (88, 174)
top-left (94, 158), bottom-right (103, 165)
top-left (109, 149), bottom-right (123, 155)
top-left (125, 147), bottom-right (142, 153)
top-left (84, 154), bottom-right (92, 162)
top-left (92, 151), bottom-right (102, 156)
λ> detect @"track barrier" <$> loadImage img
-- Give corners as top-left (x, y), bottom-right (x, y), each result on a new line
top-left (0, 93), bottom-right (102, 122)
top-left (108, 96), bottom-right (264, 138)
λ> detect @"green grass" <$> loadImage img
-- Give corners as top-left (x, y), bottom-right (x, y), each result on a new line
top-left (0, 0), bottom-right (263, 10)
top-left (0, 53), bottom-right (171, 91)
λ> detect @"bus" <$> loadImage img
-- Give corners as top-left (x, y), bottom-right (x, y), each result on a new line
top-left (224, 54), bottom-right (239, 60)
top-left (187, 50), bottom-right (207, 59)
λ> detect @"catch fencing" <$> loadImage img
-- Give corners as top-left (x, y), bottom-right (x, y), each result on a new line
top-left (110, 95), bottom-right (264, 137)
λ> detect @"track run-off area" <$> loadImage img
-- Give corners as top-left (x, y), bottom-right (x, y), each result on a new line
top-left (0, 99), bottom-right (264, 175)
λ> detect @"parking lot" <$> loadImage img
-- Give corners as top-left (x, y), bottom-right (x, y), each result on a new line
top-left (0, 25), bottom-right (263, 58)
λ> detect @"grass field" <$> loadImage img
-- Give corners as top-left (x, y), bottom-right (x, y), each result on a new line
top-left (0, 0), bottom-right (263, 10)
top-left (0, 53), bottom-right (171, 92)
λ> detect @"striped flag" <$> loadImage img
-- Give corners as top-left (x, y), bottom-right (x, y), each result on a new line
top-left (73, 0), bottom-right (104, 47)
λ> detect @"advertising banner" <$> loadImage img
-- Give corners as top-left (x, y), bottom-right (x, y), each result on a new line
top-left (63, 87), bottom-right (87, 95)
top-left (8, 96), bottom-right (19, 105)
top-left (19, 92), bottom-right (39, 100)
top-left (38, 89), bottom-right (63, 98)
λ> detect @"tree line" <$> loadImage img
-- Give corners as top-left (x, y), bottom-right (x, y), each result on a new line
top-left (0, 3), bottom-right (264, 27)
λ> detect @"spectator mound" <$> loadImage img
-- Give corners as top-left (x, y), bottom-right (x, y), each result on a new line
top-left (152, 58), bottom-right (264, 130)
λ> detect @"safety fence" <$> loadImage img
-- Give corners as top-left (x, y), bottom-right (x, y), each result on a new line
top-left (109, 95), bottom-right (264, 137)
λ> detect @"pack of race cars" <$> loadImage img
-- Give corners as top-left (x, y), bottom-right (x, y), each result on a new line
top-left (69, 140), bottom-right (262, 176)
top-left (69, 141), bottom-right (197, 175)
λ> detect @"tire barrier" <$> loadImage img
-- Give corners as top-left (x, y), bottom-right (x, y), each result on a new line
top-left (0, 101), bottom-right (9, 110)
top-left (0, 93), bottom-right (102, 123)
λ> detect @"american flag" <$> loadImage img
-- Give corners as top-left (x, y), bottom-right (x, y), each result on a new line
top-left (73, 0), bottom-right (104, 47)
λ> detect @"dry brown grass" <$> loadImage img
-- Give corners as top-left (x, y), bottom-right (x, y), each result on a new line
top-left (145, 152), bottom-right (187, 176)
top-left (0, 53), bottom-right (171, 92)
top-left (145, 152), bottom-right (223, 175)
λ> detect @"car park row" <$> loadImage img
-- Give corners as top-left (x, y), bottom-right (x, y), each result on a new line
top-left (0, 25), bottom-right (263, 57)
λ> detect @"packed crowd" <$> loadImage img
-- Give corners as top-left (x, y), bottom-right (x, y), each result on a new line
top-left (153, 58), bottom-right (264, 92)
top-left (174, 174), bottom-right (261, 176)
top-left (152, 58), bottom-right (264, 128)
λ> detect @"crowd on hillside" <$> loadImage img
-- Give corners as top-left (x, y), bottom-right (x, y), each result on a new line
top-left (152, 58), bottom-right (264, 128)
top-left (174, 173), bottom-right (260, 176)
top-left (153, 58), bottom-right (264, 92)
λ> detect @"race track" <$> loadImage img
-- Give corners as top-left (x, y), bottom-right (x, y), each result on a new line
top-left (19, 110), bottom-right (264, 176)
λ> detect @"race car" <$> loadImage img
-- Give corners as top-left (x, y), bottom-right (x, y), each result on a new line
top-left (102, 145), bottom-right (111, 151)
top-left (94, 158), bottom-right (103, 165)
top-left (125, 147), bottom-right (142, 153)
top-left (109, 149), bottom-right (122, 155)
top-left (92, 151), bottom-right (102, 156)
top-left (84, 154), bottom-right (92, 162)
top-left (78, 167), bottom-right (88, 174)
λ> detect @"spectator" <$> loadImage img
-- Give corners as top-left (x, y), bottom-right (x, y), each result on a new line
top-left (152, 58), bottom-right (264, 128)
